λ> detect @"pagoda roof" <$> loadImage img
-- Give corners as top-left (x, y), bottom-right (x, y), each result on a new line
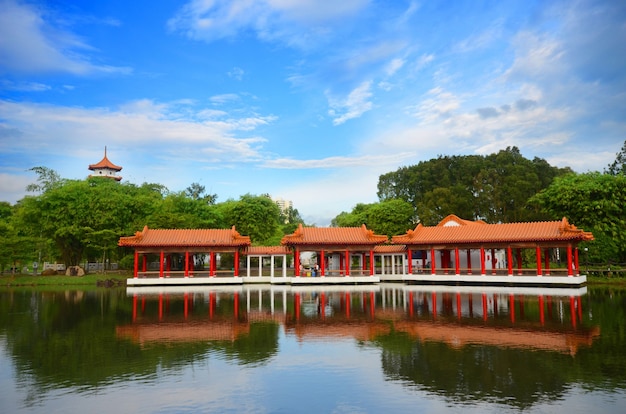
top-left (243, 245), bottom-right (291, 255)
top-left (89, 147), bottom-right (122, 171)
top-left (118, 226), bottom-right (251, 248)
top-left (281, 224), bottom-right (388, 247)
top-left (392, 214), bottom-right (594, 246)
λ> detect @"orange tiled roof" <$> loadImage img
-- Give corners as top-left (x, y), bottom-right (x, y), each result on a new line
top-left (281, 224), bottom-right (388, 246)
top-left (392, 215), bottom-right (594, 246)
top-left (373, 244), bottom-right (406, 253)
top-left (89, 148), bottom-right (122, 171)
top-left (118, 226), bottom-right (251, 247)
top-left (244, 245), bottom-right (291, 255)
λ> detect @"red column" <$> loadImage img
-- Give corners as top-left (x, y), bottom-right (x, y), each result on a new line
top-left (234, 250), bottom-right (240, 277)
top-left (507, 247), bottom-right (513, 276)
top-left (536, 247), bottom-right (543, 276)
top-left (345, 250), bottom-right (350, 276)
top-left (517, 249), bottom-right (523, 275)
top-left (142, 254), bottom-right (147, 272)
top-left (466, 249), bottom-right (472, 275)
top-left (567, 245), bottom-right (573, 276)
top-left (480, 247), bottom-right (486, 275)
top-left (210, 252), bottom-right (216, 277)
top-left (369, 250), bottom-right (374, 276)
top-left (320, 250), bottom-right (326, 277)
top-left (431, 248), bottom-right (436, 274)
top-left (134, 250), bottom-right (138, 278)
top-left (159, 251), bottom-right (164, 278)
top-left (184, 251), bottom-right (189, 277)
top-left (544, 248), bottom-right (551, 276)
top-left (454, 248), bottom-right (460, 275)
top-left (491, 249), bottom-right (496, 275)
top-left (295, 249), bottom-right (300, 277)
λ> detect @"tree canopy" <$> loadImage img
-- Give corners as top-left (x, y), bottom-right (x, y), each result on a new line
top-left (377, 147), bottom-right (572, 225)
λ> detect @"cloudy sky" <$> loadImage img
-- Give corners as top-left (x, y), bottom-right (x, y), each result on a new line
top-left (0, 0), bottom-right (624, 226)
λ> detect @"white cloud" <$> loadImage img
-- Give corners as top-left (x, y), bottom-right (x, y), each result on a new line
top-left (167, 0), bottom-right (369, 49)
top-left (0, 99), bottom-right (272, 162)
top-left (0, 0), bottom-right (130, 75)
top-left (327, 81), bottom-right (373, 125)
top-left (261, 152), bottom-right (414, 169)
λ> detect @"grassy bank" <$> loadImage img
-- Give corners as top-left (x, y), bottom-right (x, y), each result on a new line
top-left (0, 272), bottom-right (129, 287)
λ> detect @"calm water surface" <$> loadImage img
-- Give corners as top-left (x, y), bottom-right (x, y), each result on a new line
top-left (1, 283), bottom-right (625, 413)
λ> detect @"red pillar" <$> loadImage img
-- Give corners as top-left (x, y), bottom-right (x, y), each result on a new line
top-left (369, 250), bottom-right (374, 276)
top-left (536, 247), bottom-right (543, 276)
top-left (320, 250), bottom-right (326, 277)
top-left (431, 248), bottom-right (436, 274)
top-left (159, 251), bottom-right (164, 278)
top-left (142, 254), bottom-right (147, 272)
top-left (507, 247), bottom-right (513, 276)
top-left (482, 293), bottom-right (488, 321)
top-left (407, 249), bottom-right (413, 274)
top-left (184, 251), bottom-right (189, 277)
top-left (466, 249), bottom-right (472, 275)
top-left (345, 250), bottom-right (350, 276)
top-left (480, 247), bottom-right (486, 275)
top-left (134, 250), bottom-right (139, 278)
top-left (234, 250), bottom-right (240, 277)
top-left (362, 253), bottom-right (367, 273)
top-left (159, 294), bottom-right (163, 320)
top-left (295, 249), bottom-right (301, 277)
top-left (544, 248), bottom-right (551, 276)
top-left (517, 249), bottom-right (523, 275)
top-left (454, 248), bottom-right (460, 275)
top-left (567, 245), bottom-right (573, 276)
top-left (210, 252), bottom-right (216, 277)
top-left (491, 249), bottom-right (496, 275)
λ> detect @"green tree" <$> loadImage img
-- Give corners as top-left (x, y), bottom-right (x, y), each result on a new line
top-left (378, 147), bottom-right (569, 224)
top-left (331, 199), bottom-right (414, 237)
top-left (223, 194), bottom-right (282, 245)
top-left (529, 172), bottom-right (626, 264)
top-left (606, 140), bottom-right (626, 175)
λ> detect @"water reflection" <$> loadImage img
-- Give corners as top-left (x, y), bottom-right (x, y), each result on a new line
top-left (121, 284), bottom-right (598, 355)
top-left (1, 284), bottom-right (622, 413)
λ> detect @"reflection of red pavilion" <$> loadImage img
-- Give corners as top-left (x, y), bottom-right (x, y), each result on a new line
top-left (117, 288), bottom-right (600, 355)
top-left (88, 146), bottom-right (122, 181)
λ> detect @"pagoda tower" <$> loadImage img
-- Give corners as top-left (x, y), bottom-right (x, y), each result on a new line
top-left (88, 147), bottom-right (123, 181)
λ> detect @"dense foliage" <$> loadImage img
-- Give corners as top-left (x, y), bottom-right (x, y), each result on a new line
top-left (376, 146), bottom-right (572, 225)
top-left (2, 143), bottom-right (624, 272)
top-left (1, 174), bottom-right (304, 271)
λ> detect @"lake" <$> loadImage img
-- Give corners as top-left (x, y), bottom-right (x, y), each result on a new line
top-left (1, 283), bottom-right (625, 413)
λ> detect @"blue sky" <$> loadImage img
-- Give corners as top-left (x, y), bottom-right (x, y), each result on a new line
top-left (0, 0), bottom-right (624, 226)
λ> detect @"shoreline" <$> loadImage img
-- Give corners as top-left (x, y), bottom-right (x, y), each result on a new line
top-left (1, 273), bottom-right (624, 289)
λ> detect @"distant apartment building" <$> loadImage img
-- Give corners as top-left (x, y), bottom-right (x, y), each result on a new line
top-left (273, 197), bottom-right (293, 222)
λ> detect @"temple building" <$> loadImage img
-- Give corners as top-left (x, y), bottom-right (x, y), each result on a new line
top-left (88, 147), bottom-right (123, 181)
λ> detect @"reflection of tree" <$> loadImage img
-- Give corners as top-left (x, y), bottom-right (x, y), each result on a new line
top-left (0, 289), bottom-right (279, 397)
top-left (220, 322), bottom-right (279, 366)
top-left (378, 337), bottom-right (570, 409)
